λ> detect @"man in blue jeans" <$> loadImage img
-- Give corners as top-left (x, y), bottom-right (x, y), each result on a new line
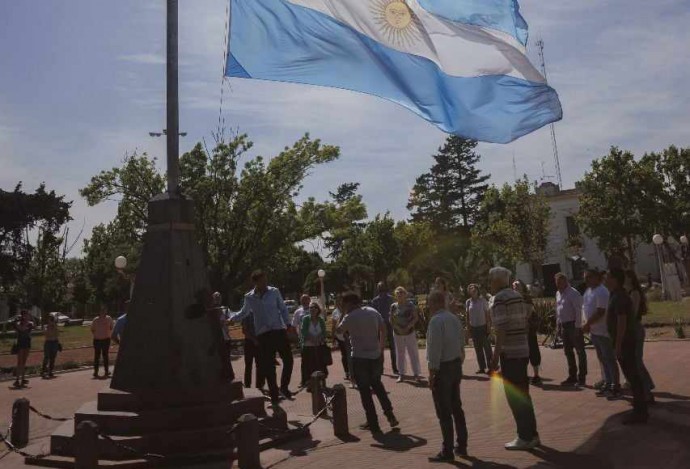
top-left (338, 291), bottom-right (399, 435)
top-left (582, 269), bottom-right (620, 398)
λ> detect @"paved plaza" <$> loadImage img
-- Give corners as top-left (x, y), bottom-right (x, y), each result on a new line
top-left (1, 341), bottom-right (689, 468)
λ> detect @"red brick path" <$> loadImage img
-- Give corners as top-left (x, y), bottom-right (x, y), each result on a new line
top-left (1, 341), bottom-right (689, 468)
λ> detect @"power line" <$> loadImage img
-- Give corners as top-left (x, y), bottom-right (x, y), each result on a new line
top-left (536, 38), bottom-right (563, 190)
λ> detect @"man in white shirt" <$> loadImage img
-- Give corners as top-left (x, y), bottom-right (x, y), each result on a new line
top-left (555, 273), bottom-right (587, 386)
top-left (582, 269), bottom-right (620, 398)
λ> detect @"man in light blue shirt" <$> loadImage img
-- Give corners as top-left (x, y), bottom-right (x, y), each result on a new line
top-left (231, 270), bottom-right (295, 404)
top-left (426, 290), bottom-right (467, 462)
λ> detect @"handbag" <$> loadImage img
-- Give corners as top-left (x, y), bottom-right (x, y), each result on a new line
top-left (320, 343), bottom-right (333, 366)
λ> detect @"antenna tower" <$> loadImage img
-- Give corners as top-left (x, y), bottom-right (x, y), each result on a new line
top-left (536, 38), bottom-right (563, 190)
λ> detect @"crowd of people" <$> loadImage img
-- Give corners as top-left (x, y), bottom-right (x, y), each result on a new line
top-left (9, 263), bottom-right (655, 461)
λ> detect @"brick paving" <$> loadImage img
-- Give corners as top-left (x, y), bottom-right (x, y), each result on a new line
top-left (1, 341), bottom-right (689, 468)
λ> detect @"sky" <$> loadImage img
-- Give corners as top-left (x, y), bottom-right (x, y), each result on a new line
top-left (1, 0), bottom-right (689, 256)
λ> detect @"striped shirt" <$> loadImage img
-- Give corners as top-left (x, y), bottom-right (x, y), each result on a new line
top-left (490, 288), bottom-right (529, 359)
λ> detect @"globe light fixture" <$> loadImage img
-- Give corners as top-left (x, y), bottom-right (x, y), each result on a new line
top-left (317, 269), bottom-right (326, 279)
top-left (115, 256), bottom-right (128, 270)
top-left (652, 234), bottom-right (664, 246)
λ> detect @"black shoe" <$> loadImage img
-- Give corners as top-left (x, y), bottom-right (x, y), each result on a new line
top-left (577, 377), bottom-right (586, 387)
top-left (530, 376), bottom-right (542, 385)
top-left (428, 452), bottom-right (454, 463)
top-left (606, 389), bottom-right (623, 400)
top-left (13, 380), bottom-right (20, 388)
top-left (280, 389), bottom-right (294, 399)
top-left (22, 379), bottom-right (29, 385)
top-left (476, 369), bottom-right (486, 375)
top-left (359, 422), bottom-right (383, 434)
top-left (560, 377), bottom-right (577, 386)
top-left (454, 446), bottom-right (468, 457)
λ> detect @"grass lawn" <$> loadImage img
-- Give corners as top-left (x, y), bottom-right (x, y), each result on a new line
top-left (0, 325), bottom-right (95, 354)
top-left (644, 298), bottom-right (690, 326)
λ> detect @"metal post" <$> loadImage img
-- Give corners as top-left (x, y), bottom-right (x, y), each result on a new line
top-left (10, 398), bottom-right (29, 448)
top-left (74, 421), bottom-right (99, 469)
top-left (331, 384), bottom-right (349, 438)
top-left (166, 0), bottom-right (180, 194)
top-left (236, 414), bottom-right (261, 469)
top-left (311, 371), bottom-right (326, 417)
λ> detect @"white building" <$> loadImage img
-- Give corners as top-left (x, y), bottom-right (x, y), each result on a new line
top-left (516, 183), bottom-right (659, 295)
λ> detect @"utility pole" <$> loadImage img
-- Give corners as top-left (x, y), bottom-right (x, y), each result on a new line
top-left (166, 0), bottom-right (180, 194)
top-left (536, 38), bottom-right (563, 190)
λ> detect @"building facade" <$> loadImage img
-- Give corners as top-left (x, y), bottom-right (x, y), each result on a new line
top-left (516, 183), bottom-right (659, 295)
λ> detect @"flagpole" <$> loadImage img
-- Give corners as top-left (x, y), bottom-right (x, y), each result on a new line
top-left (166, 0), bottom-right (180, 194)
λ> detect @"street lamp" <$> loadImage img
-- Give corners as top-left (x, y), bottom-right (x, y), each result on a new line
top-left (652, 234), bottom-right (668, 300)
top-left (317, 269), bottom-right (326, 316)
top-left (114, 256), bottom-right (127, 270)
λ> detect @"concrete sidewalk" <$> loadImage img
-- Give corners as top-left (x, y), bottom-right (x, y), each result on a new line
top-left (1, 341), bottom-right (688, 468)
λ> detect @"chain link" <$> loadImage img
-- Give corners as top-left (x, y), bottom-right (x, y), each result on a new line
top-left (0, 422), bottom-right (50, 460)
top-left (28, 406), bottom-right (72, 422)
top-left (96, 430), bottom-right (165, 460)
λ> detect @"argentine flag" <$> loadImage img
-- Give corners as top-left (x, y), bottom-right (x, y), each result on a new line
top-left (226, 0), bottom-right (562, 144)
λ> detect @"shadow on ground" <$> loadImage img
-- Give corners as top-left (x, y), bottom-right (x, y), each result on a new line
top-left (528, 400), bottom-right (690, 469)
top-left (371, 428), bottom-right (427, 452)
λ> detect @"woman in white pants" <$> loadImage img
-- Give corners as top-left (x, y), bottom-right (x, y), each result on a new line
top-left (391, 286), bottom-right (421, 383)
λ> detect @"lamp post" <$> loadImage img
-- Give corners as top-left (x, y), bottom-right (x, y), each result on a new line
top-left (318, 269), bottom-right (326, 315)
top-left (680, 236), bottom-right (689, 286)
top-left (114, 256), bottom-right (134, 302)
top-left (652, 234), bottom-right (667, 300)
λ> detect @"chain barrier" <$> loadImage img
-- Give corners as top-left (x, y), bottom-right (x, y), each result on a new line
top-left (303, 394), bottom-right (336, 429)
top-left (0, 422), bottom-right (50, 460)
top-left (28, 406), bottom-right (72, 422)
top-left (96, 430), bottom-right (165, 460)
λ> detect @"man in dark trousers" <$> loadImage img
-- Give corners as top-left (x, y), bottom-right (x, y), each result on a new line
top-left (338, 291), bottom-right (399, 435)
top-left (231, 270), bottom-right (295, 406)
top-left (371, 282), bottom-right (398, 375)
top-left (426, 290), bottom-right (468, 462)
top-left (606, 268), bottom-right (649, 424)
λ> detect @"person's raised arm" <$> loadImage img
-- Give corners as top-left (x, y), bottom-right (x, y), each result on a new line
top-left (230, 297), bottom-right (251, 323)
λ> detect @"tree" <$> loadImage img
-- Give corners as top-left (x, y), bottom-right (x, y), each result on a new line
top-left (577, 147), bottom-right (663, 265)
top-left (641, 146), bottom-right (690, 236)
top-left (0, 183), bottom-right (72, 308)
top-left (408, 136), bottom-right (490, 233)
top-left (322, 182), bottom-right (367, 258)
top-left (473, 178), bottom-right (551, 278)
top-left (81, 134), bottom-right (344, 304)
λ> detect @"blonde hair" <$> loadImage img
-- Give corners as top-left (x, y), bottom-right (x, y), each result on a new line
top-left (394, 286), bottom-right (407, 296)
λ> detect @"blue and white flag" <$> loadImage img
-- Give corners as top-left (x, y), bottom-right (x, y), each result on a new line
top-left (226, 0), bottom-right (562, 144)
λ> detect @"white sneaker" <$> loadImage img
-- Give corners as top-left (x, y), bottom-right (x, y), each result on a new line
top-left (505, 436), bottom-right (539, 451)
top-left (397, 376), bottom-right (404, 383)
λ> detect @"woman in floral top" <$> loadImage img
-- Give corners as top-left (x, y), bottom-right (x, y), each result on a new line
top-left (391, 286), bottom-right (421, 383)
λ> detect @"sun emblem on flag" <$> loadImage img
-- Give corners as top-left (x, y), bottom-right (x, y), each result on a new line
top-left (371, 0), bottom-right (421, 47)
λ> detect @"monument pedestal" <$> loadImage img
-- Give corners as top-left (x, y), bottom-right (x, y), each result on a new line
top-left (25, 195), bottom-right (301, 468)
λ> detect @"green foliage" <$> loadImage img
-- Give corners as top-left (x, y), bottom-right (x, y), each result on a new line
top-left (473, 177), bottom-right (550, 277)
top-left (408, 136), bottom-right (490, 233)
top-left (80, 134), bottom-right (343, 304)
top-left (0, 183), bottom-right (72, 296)
top-left (640, 146), bottom-right (690, 236)
top-left (577, 147), bottom-right (663, 265)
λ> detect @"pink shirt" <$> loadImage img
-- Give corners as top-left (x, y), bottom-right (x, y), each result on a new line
top-left (91, 315), bottom-right (114, 340)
